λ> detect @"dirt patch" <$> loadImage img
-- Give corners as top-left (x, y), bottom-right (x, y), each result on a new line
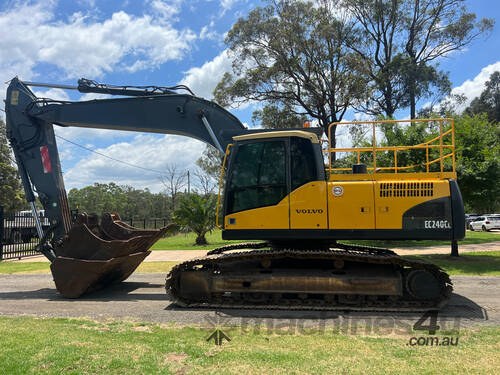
top-left (132, 325), bottom-right (152, 333)
top-left (164, 352), bottom-right (188, 364)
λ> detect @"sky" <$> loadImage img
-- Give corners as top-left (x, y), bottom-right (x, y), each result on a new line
top-left (1, 0), bottom-right (499, 193)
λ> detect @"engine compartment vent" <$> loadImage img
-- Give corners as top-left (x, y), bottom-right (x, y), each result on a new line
top-left (379, 182), bottom-right (434, 198)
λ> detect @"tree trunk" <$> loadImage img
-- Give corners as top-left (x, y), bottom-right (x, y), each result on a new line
top-left (195, 233), bottom-right (208, 245)
top-left (409, 74), bottom-right (416, 119)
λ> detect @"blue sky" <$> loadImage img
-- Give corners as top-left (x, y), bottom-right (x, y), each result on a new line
top-left (1, 0), bottom-right (499, 192)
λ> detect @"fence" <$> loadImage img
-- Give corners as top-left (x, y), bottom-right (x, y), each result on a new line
top-left (0, 207), bottom-right (171, 261)
top-left (0, 206), bottom-right (46, 260)
top-left (124, 218), bottom-right (169, 230)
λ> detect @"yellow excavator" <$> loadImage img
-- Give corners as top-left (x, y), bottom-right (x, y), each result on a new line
top-left (5, 77), bottom-right (464, 311)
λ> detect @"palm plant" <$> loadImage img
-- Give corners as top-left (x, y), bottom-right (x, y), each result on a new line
top-left (173, 193), bottom-right (217, 245)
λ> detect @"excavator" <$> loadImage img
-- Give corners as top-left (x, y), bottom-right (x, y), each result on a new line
top-left (5, 77), bottom-right (464, 311)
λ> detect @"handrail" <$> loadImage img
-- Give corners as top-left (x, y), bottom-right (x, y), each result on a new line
top-left (216, 144), bottom-right (233, 229)
top-left (327, 118), bottom-right (455, 176)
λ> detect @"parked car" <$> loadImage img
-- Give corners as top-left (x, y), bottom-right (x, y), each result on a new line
top-left (469, 215), bottom-right (500, 231)
top-left (465, 214), bottom-right (481, 228)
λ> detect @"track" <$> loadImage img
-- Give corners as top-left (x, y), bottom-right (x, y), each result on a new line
top-left (166, 242), bottom-right (452, 312)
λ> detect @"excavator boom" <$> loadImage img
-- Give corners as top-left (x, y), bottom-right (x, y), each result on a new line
top-left (5, 77), bottom-right (247, 297)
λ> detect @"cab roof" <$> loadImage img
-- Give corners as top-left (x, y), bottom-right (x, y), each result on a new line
top-left (232, 130), bottom-right (320, 143)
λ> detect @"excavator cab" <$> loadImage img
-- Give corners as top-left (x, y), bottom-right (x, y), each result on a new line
top-left (221, 131), bottom-right (327, 238)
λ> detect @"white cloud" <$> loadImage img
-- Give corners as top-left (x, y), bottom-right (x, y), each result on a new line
top-left (446, 61), bottom-right (500, 112)
top-left (148, 0), bottom-right (183, 23)
top-left (220, 0), bottom-right (241, 11)
top-left (179, 49), bottom-right (233, 98)
top-left (79, 92), bottom-right (112, 101)
top-left (54, 126), bottom-right (137, 142)
top-left (179, 49), bottom-right (256, 111)
top-left (199, 21), bottom-right (220, 41)
top-left (62, 134), bottom-right (206, 191)
top-left (38, 11), bottom-right (196, 76)
top-left (0, 1), bottom-right (196, 106)
top-left (33, 88), bottom-right (70, 101)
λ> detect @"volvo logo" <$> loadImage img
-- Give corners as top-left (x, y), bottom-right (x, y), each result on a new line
top-left (332, 185), bottom-right (344, 196)
top-left (296, 209), bottom-right (324, 214)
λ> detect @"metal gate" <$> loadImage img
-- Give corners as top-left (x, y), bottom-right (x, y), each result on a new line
top-left (0, 206), bottom-right (43, 260)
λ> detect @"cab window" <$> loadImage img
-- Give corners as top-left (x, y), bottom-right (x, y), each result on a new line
top-left (227, 140), bottom-right (287, 214)
top-left (290, 137), bottom-right (317, 190)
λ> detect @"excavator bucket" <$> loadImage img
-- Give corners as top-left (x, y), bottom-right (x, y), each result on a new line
top-left (50, 213), bottom-right (174, 298)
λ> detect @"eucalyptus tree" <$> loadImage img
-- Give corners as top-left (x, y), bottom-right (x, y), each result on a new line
top-left (214, 0), bottom-right (368, 149)
top-left (344, 0), bottom-right (494, 119)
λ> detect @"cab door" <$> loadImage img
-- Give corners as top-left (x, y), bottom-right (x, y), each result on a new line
top-left (289, 137), bottom-right (328, 229)
top-left (223, 139), bottom-right (290, 229)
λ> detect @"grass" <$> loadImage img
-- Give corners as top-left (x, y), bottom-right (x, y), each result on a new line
top-left (404, 251), bottom-right (500, 276)
top-left (151, 230), bottom-right (499, 250)
top-left (348, 230), bottom-right (499, 248)
top-left (0, 261), bottom-right (178, 275)
top-left (1, 252), bottom-right (499, 277)
top-left (0, 262), bottom-right (50, 274)
top-left (0, 316), bottom-right (498, 375)
top-left (150, 230), bottom-right (240, 250)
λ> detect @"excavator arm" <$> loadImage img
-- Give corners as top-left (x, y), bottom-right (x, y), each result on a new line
top-left (6, 77), bottom-right (245, 244)
top-left (5, 77), bottom-right (247, 296)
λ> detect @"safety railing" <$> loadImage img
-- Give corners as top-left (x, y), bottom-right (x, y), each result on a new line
top-left (327, 118), bottom-right (456, 178)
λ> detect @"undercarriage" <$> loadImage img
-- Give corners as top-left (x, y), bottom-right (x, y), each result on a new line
top-left (166, 243), bottom-right (452, 311)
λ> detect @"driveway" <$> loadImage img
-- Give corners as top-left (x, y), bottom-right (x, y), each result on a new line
top-left (0, 274), bottom-right (497, 333)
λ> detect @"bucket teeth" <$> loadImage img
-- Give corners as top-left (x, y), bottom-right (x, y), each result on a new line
top-left (50, 212), bottom-right (175, 298)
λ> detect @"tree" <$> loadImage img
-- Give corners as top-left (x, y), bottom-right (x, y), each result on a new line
top-left (214, 0), bottom-right (368, 149)
top-left (454, 114), bottom-right (500, 213)
top-left (252, 104), bottom-right (308, 129)
top-left (0, 118), bottom-right (26, 213)
top-left (173, 193), bottom-right (217, 245)
top-left (344, 0), bottom-right (409, 118)
top-left (196, 145), bottom-right (223, 181)
top-left (345, 0), bottom-right (494, 119)
top-left (466, 71), bottom-right (500, 123)
top-left (67, 183), bottom-right (171, 219)
top-left (160, 164), bottom-right (187, 212)
top-left (193, 168), bottom-right (218, 196)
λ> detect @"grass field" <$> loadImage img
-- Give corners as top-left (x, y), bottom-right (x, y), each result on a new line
top-left (403, 251), bottom-right (500, 276)
top-left (0, 316), bottom-right (498, 375)
top-left (150, 230), bottom-right (240, 250)
top-left (0, 261), bottom-right (178, 275)
top-left (0, 252), bottom-right (498, 276)
top-left (151, 230), bottom-right (500, 250)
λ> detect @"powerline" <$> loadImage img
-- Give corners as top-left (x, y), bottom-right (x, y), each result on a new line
top-left (55, 134), bottom-right (164, 175)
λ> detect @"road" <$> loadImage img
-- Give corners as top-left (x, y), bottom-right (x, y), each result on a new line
top-left (0, 274), bottom-right (497, 334)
